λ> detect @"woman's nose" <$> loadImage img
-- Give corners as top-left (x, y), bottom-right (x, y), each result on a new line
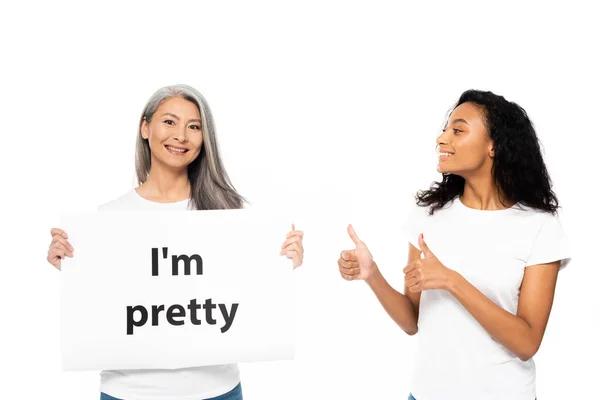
top-left (175, 128), bottom-right (188, 142)
top-left (437, 129), bottom-right (449, 146)
top-left (436, 134), bottom-right (445, 146)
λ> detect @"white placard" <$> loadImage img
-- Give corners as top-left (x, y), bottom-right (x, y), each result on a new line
top-left (59, 209), bottom-right (295, 371)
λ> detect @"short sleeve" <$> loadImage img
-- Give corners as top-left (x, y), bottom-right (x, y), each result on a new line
top-left (525, 214), bottom-right (571, 270)
top-left (400, 203), bottom-right (428, 249)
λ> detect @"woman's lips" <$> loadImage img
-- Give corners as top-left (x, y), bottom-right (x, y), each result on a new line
top-left (165, 145), bottom-right (189, 155)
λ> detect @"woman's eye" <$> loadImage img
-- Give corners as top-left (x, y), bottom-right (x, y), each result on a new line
top-left (164, 120), bottom-right (175, 125)
top-left (189, 125), bottom-right (201, 130)
top-left (453, 128), bottom-right (462, 134)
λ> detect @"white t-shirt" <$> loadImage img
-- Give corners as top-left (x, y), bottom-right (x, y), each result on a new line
top-left (401, 196), bottom-right (571, 400)
top-left (96, 188), bottom-right (241, 400)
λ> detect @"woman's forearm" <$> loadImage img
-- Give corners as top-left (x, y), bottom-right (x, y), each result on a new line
top-left (366, 263), bottom-right (419, 335)
top-left (446, 271), bottom-right (539, 361)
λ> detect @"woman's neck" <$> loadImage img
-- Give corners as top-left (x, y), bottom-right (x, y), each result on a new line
top-left (461, 175), bottom-right (514, 211)
top-left (137, 166), bottom-right (191, 202)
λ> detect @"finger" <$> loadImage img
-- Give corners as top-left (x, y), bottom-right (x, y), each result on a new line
top-left (404, 275), bottom-right (420, 287)
top-left (403, 261), bottom-right (419, 274)
top-left (50, 242), bottom-right (74, 257)
top-left (284, 250), bottom-right (297, 259)
top-left (51, 228), bottom-right (68, 239)
top-left (281, 236), bottom-right (301, 249)
top-left (286, 230), bottom-right (304, 239)
top-left (48, 248), bottom-right (66, 261)
top-left (339, 270), bottom-right (357, 281)
top-left (340, 250), bottom-right (356, 262)
top-left (418, 233), bottom-right (432, 257)
top-left (51, 235), bottom-right (74, 252)
top-left (405, 277), bottom-right (422, 289)
top-left (292, 223), bottom-right (295, 232)
top-left (281, 242), bottom-right (302, 256)
top-left (347, 224), bottom-right (362, 245)
top-left (411, 269), bottom-right (422, 281)
top-left (338, 258), bottom-right (359, 270)
top-left (339, 262), bottom-right (360, 272)
top-left (47, 253), bottom-right (58, 264)
top-left (281, 239), bottom-right (303, 255)
top-left (338, 257), bottom-right (360, 271)
top-left (339, 264), bottom-right (360, 276)
top-left (408, 278), bottom-right (425, 292)
top-left (48, 235), bottom-right (74, 251)
top-left (404, 269), bottom-right (417, 281)
top-left (283, 240), bottom-right (302, 250)
top-left (282, 242), bottom-right (302, 253)
top-left (47, 254), bottom-right (62, 270)
top-left (409, 284), bottom-right (423, 293)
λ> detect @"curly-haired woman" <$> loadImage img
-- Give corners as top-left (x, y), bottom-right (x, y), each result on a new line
top-left (338, 90), bottom-right (570, 400)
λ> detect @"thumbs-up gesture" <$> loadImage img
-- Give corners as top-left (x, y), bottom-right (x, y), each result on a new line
top-left (404, 233), bottom-right (454, 292)
top-left (338, 224), bottom-right (376, 281)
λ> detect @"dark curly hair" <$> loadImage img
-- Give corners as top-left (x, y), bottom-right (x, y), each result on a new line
top-left (416, 89), bottom-right (559, 215)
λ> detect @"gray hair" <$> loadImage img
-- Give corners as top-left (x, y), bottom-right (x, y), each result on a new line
top-left (135, 84), bottom-right (245, 210)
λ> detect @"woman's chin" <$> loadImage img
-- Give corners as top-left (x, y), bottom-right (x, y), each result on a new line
top-left (157, 157), bottom-right (190, 170)
top-left (437, 164), bottom-right (455, 175)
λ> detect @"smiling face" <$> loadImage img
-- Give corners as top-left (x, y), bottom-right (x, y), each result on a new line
top-left (141, 97), bottom-right (203, 170)
top-left (436, 102), bottom-right (495, 177)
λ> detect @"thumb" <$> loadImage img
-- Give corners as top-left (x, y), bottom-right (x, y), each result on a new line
top-left (292, 223), bottom-right (295, 232)
top-left (347, 224), bottom-right (362, 246)
top-left (418, 233), bottom-right (433, 257)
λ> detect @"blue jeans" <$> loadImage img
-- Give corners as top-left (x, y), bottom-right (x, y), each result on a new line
top-left (408, 393), bottom-right (536, 399)
top-left (101, 382), bottom-right (243, 400)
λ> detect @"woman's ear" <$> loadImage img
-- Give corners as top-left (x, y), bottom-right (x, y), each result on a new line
top-left (141, 118), bottom-right (149, 140)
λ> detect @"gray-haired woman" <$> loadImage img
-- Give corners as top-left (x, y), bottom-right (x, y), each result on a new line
top-left (47, 84), bottom-right (304, 400)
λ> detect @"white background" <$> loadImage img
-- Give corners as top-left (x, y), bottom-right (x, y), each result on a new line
top-left (1, 1), bottom-right (598, 399)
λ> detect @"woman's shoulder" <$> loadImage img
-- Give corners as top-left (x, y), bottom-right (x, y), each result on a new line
top-left (409, 197), bottom-right (455, 218)
top-left (97, 189), bottom-right (138, 211)
top-left (512, 202), bottom-right (562, 222)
